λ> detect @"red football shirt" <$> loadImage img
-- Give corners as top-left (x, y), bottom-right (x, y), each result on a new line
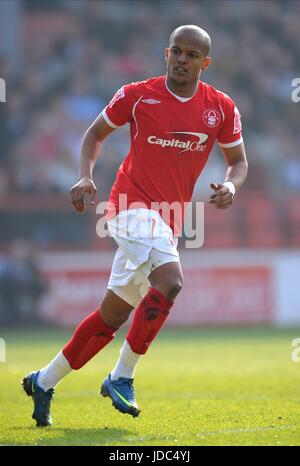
top-left (102, 75), bottom-right (243, 233)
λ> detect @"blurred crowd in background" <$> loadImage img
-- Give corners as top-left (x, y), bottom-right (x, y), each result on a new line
top-left (0, 0), bottom-right (300, 251)
top-left (0, 0), bottom-right (300, 325)
top-left (0, 238), bottom-right (47, 325)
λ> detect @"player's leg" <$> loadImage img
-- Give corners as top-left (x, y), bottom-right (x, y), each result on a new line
top-left (117, 260), bottom-right (182, 365)
top-left (125, 260), bottom-right (182, 355)
top-left (62, 290), bottom-right (133, 370)
top-left (102, 254), bottom-right (183, 417)
top-left (100, 275), bottom-right (148, 417)
top-left (148, 260), bottom-right (183, 300)
top-left (22, 289), bottom-right (133, 427)
top-left (101, 210), bottom-right (182, 417)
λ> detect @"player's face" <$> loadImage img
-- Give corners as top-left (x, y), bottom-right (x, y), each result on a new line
top-left (166, 33), bottom-right (211, 86)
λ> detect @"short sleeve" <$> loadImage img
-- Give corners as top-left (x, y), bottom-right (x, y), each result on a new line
top-left (217, 93), bottom-right (243, 148)
top-left (102, 84), bottom-right (137, 128)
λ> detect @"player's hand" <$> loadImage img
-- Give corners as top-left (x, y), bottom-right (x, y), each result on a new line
top-left (70, 177), bottom-right (97, 213)
top-left (209, 182), bottom-right (233, 209)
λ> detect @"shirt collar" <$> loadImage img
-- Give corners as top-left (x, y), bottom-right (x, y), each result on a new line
top-left (164, 77), bottom-right (198, 102)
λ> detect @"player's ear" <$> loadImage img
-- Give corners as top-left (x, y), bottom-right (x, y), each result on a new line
top-left (165, 48), bottom-right (169, 63)
top-left (202, 56), bottom-right (211, 71)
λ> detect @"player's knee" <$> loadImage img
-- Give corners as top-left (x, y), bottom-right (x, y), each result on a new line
top-left (155, 276), bottom-right (182, 301)
top-left (167, 279), bottom-right (183, 301)
top-left (149, 265), bottom-right (183, 301)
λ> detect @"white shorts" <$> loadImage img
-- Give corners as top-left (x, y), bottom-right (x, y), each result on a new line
top-left (107, 209), bottom-right (180, 307)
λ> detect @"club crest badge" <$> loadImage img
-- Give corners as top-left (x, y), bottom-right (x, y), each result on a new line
top-left (202, 109), bottom-right (221, 128)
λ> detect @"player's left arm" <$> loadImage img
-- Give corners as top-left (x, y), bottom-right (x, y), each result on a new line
top-left (209, 142), bottom-right (248, 209)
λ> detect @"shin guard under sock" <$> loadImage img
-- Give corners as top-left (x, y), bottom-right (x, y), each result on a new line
top-left (62, 310), bottom-right (117, 369)
top-left (126, 288), bottom-right (173, 354)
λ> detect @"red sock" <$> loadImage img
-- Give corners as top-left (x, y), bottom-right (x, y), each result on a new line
top-left (62, 310), bottom-right (117, 369)
top-left (126, 288), bottom-right (173, 354)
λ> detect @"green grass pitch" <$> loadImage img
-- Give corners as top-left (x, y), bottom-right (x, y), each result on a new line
top-left (0, 327), bottom-right (300, 446)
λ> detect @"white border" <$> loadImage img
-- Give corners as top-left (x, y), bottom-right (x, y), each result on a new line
top-left (101, 107), bottom-right (119, 128)
top-left (218, 137), bottom-right (243, 148)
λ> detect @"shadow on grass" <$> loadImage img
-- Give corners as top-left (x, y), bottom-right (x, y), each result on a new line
top-left (4, 427), bottom-right (135, 446)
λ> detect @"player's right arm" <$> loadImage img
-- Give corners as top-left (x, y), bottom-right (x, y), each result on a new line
top-left (70, 113), bottom-right (116, 213)
top-left (70, 83), bottom-right (137, 212)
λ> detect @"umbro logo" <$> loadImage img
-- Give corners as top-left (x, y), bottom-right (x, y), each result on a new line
top-left (141, 98), bottom-right (161, 104)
